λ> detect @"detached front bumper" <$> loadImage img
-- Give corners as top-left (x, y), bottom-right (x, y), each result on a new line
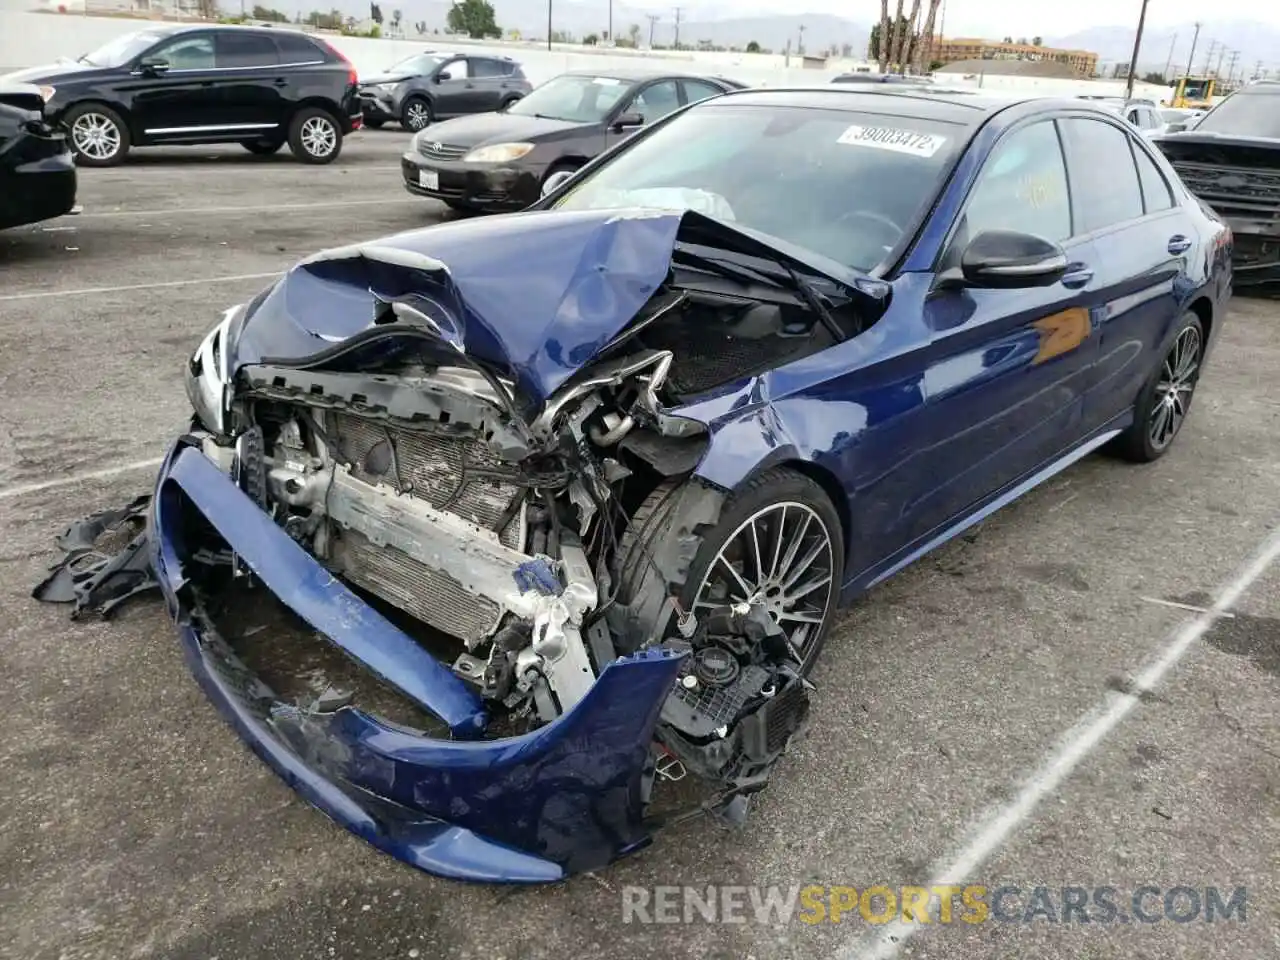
top-left (357, 89), bottom-right (399, 123)
top-left (400, 151), bottom-right (542, 210)
top-left (149, 436), bottom-right (684, 882)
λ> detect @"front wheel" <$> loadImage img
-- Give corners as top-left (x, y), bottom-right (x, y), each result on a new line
top-left (617, 468), bottom-right (844, 674)
top-left (401, 96), bottom-right (432, 132)
top-left (288, 108), bottom-right (342, 164)
top-left (66, 103), bottom-right (130, 166)
top-left (1112, 312), bottom-right (1205, 462)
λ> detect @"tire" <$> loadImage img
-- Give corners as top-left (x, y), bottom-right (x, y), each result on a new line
top-left (501, 95), bottom-right (522, 109)
top-left (242, 138), bottom-right (284, 156)
top-left (1112, 311), bottom-right (1205, 463)
top-left (65, 103), bottom-right (130, 167)
top-left (400, 96), bottom-right (432, 132)
top-left (287, 107), bottom-right (342, 164)
top-left (616, 468), bottom-right (844, 674)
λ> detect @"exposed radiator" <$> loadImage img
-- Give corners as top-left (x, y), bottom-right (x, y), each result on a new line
top-left (328, 412), bottom-right (523, 549)
top-left (320, 412), bottom-right (525, 645)
top-left (331, 530), bottom-right (503, 646)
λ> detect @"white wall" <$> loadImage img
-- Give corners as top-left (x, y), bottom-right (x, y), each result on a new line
top-left (0, 10), bottom-right (1170, 102)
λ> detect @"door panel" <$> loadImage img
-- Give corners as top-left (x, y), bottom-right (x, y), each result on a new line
top-left (433, 58), bottom-right (483, 115)
top-left (876, 118), bottom-right (1102, 549)
top-left (129, 33), bottom-right (220, 136)
top-left (213, 31), bottom-right (287, 130)
top-left (1058, 117), bottom-right (1188, 429)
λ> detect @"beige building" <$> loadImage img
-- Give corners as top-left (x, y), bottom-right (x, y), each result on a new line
top-left (932, 37), bottom-right (1099, 77)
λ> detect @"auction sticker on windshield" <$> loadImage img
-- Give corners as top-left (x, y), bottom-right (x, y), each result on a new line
top-left (837, 124), bottom-right (948, 157)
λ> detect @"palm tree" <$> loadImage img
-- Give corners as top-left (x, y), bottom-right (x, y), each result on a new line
top-left (878, 0), bottom-right (890, 72)
top-left (895, 0), bottom-right (921, 73)
top-left (915, 0), bottom-right (943, 73)
top-left (886, 0), bottom-right (905, 72)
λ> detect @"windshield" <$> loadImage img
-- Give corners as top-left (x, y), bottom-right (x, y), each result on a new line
top-left (384, 54), bottom-right (448, 76)
top-left (1194, 90), bottom-right (1280, 137)
top-left (507, 75), bottom-right (630, 123)
top-left (552, 103), bottom-right (961, 271)
top-left (78, 30), bottom-right (164, 68)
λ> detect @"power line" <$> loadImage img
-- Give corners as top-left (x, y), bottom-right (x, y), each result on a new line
top-left (1200, 38), bottom-right (1216, 74)
top-left (646, 12), bottom-right (658, 48)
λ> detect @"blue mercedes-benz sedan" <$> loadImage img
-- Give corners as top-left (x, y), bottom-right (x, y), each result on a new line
top-left (47, 86), bottom-right (1231, 882)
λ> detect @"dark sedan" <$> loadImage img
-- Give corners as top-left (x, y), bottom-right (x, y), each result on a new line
top-left (357, 50), bottom-right (532, 131)
top-left (0, 83), bottom-right (76, 229)
top-left (400, 68), bottom-right (743, 212)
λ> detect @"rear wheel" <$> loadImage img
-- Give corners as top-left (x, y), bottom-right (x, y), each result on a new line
top-left (66, 103), bottom-right (129, 167)
top-left (401, 96), bottom-right (432, 132)
top-left (242, 138), bottom-right (284, 156)
top-left (287, 108), bottom-right (342, 164)
top-left (617, 469), bottom-right (844, 674)
top-left (1113, 312), bottom-right (1204, 462)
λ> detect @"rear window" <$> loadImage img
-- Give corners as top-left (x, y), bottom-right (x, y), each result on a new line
top-left (274, 32), bottom-right (324, 62)
top-left (1194, 89), bottom-right (1280, 137)
top-left (554, 103), bottom-right (962, 272)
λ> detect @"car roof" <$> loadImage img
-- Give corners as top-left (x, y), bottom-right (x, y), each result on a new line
top-left (559, 66), bottom-right (728, 83)
top-left (709, 86), bottom-right (1147, 128)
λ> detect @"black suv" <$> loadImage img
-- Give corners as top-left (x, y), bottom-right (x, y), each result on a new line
top-left (357, 51), bottom-right (533, 132)
top-left (2, 25), bottom-right (361, 166)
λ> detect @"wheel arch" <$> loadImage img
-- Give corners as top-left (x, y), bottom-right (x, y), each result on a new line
top-left (1188, 295), bottom-right (1214, 344)
top-left (60, 98), bottom-right (139, 140)
top-left (292, 97), bottom-right (344, 126)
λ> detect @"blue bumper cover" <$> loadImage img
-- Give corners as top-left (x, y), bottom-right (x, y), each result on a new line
top-left (150, 438), bottom-right (685, 882)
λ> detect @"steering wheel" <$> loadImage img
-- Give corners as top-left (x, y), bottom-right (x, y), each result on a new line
top-left (835, 209), bottom-right (905, 240)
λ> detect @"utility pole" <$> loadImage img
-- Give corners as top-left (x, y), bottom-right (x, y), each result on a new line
top-left (1124, 0), bottom-right (1150, 100)
top-left (1227, 49), bottom-right (1240, 83)
top-left (1215, 44), bottom-right (1227, 77)
top-left (546, 0), bottom-right (552, 50)
top-left (1183, 22), bottom-right (1200, 78)
top-left (607, 0), bottom-right (612, 44)
top-left (1256, 59), bottom-right (1265, 81)
top-left (672, 6), bottom-right (681, 50)
top-left (646, 13), bottom-right (658, 48)
top-left (1200, 38), bottom-right (1216, 74)
top-left (1162, 32), bottom-right (1177, 80)
top-left (797, 23), bottom-right (805, 57)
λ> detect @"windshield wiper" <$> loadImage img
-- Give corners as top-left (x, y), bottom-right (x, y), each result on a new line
top-left (673, 246), bottom-right (844, 340)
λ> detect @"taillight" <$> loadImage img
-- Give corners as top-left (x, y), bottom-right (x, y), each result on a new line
top-left (316, 37), bottom-right (358, 85)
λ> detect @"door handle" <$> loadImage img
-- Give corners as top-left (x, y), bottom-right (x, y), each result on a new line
top-left (1167, 234), bottom-right (1192, 254)
top-left (272, 77), bottom-right (289, 87)
top-left (1061, 265), bottom-right (1094, 289)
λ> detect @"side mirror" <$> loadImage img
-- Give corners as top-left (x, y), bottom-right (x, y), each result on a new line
top-left (612, 111), bottom-right (644, 131)
top-left (943, 230), bottom-right (1069, 290)
top-left (541, 169), bottom-right (576, 197)
top-left (435, 70), bottom-right (451, 82)
top-left (136, 56), bottom-right (170, 76)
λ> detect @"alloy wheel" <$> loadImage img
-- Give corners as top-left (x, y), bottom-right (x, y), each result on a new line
top-left (1149, 325), bottom-right (1202, 451)
top-left (692, 502), bottom-right (835, 661)
top-left (71, 112), bottom-right (121, 162)
top-left (300, 116), bottom-right (337, 158)
top-left (405, 101), bottom-right (430, 130)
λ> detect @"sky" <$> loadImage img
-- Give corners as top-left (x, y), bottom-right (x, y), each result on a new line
top-left (696, 0), bottom-right (1280, 35)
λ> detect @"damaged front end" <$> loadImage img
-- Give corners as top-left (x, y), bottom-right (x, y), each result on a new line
top-left (42, 207), bottom-right (884, 879)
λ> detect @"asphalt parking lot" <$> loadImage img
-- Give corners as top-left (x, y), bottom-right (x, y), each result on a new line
top-left (1, 130), bottom-right (1278, 960)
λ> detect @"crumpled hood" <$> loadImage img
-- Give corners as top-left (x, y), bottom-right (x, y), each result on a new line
top-left (226, 206), bottom-right (883, 411)
top-left (229, 208), bottom-right (683, 408)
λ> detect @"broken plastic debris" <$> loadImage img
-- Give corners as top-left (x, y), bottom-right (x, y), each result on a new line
top-left (513, 557), bottom-right (563, 596)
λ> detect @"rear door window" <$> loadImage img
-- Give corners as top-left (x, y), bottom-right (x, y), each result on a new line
top-left (216, 32), bottom-right (280, 68)
top-left (471, 58), bottom-right (510, 78)
top-left (1059, 117), bottom-right (1145, 233)
top-left (274, 32), bottom-right (323, 63)
top-left (1133, 143), bottom-right (1175, 213)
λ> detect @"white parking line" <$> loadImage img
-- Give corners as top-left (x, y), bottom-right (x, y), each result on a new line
top-left (0, 272), bottom-right (280, 303)
top-left (837, 520), bottom-right (1280, 960)
top-left (0, 457), bottom-right (164, 502)
top-left (74, 198), bottom-right (416, 219)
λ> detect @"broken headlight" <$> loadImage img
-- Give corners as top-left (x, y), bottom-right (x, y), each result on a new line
top-left (185, 305), bottom-right (240, 437)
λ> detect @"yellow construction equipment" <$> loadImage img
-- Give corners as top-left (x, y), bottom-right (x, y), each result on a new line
top-left (1165, 76), bottom-right (1217, 109)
